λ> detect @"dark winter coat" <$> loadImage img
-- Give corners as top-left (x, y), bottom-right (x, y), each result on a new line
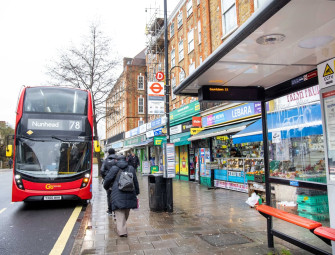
top-left (100, 154), bottom-right (118, 179)
top-left (128, 154), bottom-right (140, 169)
top-left (103, 156), bottom-right (140, 211)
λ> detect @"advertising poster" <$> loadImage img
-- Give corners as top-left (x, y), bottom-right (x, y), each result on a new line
top-left (322, 90), bottom-right (335, 181)
top-left (163, 143), bottom-right (176, 178)
top-left (175, 146), bottom-right (180, 175)
top-left (199, 148), bottom-right (211, 177)
top-left (142, 161), bottom-right (150, 175)
top-left (179, 145), bottom-right (189, 176)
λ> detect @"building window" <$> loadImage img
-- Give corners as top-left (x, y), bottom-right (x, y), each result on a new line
top-left (171, 49), bottom-right (176, 68)
top-left (187, 0), bottom-right (193, 17)
top-left (171, 77), bottom-right (176, 100)
top-left (197, 0), bottom-right (200, 5)
top-left (179, 71), bottom-right (185, 83)
top-left (188, 29), bottom-right (194, 53)
top-left (178, 40), bottom-right (184, 61)
top-left (198, 20), bottom-right (201, 44)
top-left (138, 120), bottom-right (144, 127)
top-left (170, 22), bottom-right (175, 38)
top-left (254, 0), bottom-right (268, 10)
top-left (138, 97), bottom-right (144, 114)
top-left (138, 75), bottom-right (144, 90)
top-left (189, 62), bottom-right (195, 74)
top-left (221, 0), bottom-right (237, 36)
top-left (177, 12), bottom-right (183, 28)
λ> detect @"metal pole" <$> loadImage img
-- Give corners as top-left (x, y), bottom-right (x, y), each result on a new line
top-left (261, 100), bottom-right (273, 248)
top-left (164, 0), bottom-right (173, 212)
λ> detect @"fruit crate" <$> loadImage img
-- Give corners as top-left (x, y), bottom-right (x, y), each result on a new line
top-left (297, 204), bottom-right (329, 214)
top-left (296, 187), bottom-right (327, 196)
top-left (295, 175), bottom-right (327, 183)
top-left (296, 195), bottom-right (328, 205)
top-left (200, 176), bottom-right (212, 187)
top-left (298, 212), bottom-right (329, 222)
top-left (254, 174), bottom-right (265, 183)
top-left (246, 174), bottom-right (255, 181)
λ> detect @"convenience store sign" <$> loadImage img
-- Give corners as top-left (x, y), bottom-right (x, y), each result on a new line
top-left (170, 101), bottom-right (200, 122)
top-left (202, 102), bottom-right (261, 128)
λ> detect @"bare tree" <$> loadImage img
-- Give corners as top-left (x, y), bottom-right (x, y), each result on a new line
top-left (47, 23), bottom-right (120, 171)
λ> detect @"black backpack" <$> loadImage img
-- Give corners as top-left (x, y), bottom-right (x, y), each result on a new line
top-left (117, 167), bottom-right (134, 192)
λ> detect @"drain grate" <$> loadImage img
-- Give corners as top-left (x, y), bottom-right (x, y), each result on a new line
top-left (200, 233), bottom-right (252, 247)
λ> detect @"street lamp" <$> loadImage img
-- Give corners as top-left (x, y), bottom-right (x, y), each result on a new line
top-left (164, 0), bottom-right (174, 213)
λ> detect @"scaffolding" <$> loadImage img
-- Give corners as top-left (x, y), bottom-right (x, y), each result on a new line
top-left (145, 6), bottom-right (165, 83)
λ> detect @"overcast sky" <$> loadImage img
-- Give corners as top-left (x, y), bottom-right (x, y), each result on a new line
top-left (0, 0), bottom-right (179, 138)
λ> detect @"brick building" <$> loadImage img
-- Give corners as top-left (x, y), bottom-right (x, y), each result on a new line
top-left (105, 50), bottom-right (147, 140)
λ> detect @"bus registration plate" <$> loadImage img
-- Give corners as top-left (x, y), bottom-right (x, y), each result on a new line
top-left (44, 196), bottom-right (62, 200)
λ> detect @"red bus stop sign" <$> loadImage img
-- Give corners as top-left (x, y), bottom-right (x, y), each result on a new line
top-left (156, 72), bottom-right (165, 81)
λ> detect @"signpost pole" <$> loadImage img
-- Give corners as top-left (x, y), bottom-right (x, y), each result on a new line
top-left (164, 0), bottom-right (173, 212)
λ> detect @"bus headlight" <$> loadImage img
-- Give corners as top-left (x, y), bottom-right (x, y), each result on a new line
top-left (15, 174), bottom-right (25, 190)
top-left (81, 174), bottom-right (90, 188)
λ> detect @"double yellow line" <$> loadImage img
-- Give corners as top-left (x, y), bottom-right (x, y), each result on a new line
top-left (49, 205), bottom-right (82, 255)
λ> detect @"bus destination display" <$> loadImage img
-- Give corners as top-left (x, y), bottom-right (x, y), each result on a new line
top-left (28, 119), bottom-right (83, 131)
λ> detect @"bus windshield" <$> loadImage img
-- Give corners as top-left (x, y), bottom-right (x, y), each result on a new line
top-left (23, 87), bottom-right (87, 114)
top-left (15, 138), bottom-right (91, 178)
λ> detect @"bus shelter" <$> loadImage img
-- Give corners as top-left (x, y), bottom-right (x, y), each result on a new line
top-left (174, 1), bottom-right (335, 254)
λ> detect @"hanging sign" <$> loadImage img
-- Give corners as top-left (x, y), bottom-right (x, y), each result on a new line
top-left (156, 72), bottom-right (165, 81)
top-left (192, 116), bottom-right (202, 127)
top-left (190, 128), bottom-right (203, 135)
top-left (148, 82), bottom-right (165, 96)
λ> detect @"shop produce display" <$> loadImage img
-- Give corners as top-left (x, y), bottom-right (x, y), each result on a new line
top-left (270, 159), bottom-right (326, 183)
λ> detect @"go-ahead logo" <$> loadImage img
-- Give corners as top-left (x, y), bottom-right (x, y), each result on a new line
top-left (45, 184), bottom-right (61, 189)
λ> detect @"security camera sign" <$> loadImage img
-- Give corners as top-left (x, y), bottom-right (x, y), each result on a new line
top-left (318, 58), bottom-right (335, 89)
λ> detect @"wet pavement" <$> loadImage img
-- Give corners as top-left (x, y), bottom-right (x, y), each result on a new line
top-left (70, 165), bottom-right (332, 255)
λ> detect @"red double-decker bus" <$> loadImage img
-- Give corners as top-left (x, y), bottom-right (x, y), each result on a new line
top-left (9, 86), bottom-right (98, 202)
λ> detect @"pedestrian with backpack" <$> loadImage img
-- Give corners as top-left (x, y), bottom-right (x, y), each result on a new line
top-left (103, 154), bottom-right (140, 237)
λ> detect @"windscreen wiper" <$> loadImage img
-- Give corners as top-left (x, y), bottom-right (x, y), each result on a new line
top-left (18, 135), bottom-right (43, 141)
top-left (51, 136), bottom-right (67, 142)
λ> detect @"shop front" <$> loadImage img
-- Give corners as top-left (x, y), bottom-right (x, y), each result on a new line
top-left (231, 87), bottom-right (325, 206)
top-left (169, 101), bottom-right (200, 180)
top-left (170, 132), bottom-right (191, 181)
top-left (188, 103), bottom-right (261, 190)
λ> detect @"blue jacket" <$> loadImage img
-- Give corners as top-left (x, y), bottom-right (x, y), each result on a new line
top-left (103, 157), bottom-right (140, 211)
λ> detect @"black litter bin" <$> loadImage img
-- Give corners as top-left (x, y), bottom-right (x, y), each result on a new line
top-left (148, 175), bottom-right (167, 212)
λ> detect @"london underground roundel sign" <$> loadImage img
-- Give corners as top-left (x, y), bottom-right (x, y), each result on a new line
top-left (156, 72), bottom-right (165, 81)
top-left (148, 82), bottom-right (164, 96)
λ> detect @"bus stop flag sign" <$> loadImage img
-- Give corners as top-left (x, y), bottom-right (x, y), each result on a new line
top-left (156, 72), bottom-right (165, 81)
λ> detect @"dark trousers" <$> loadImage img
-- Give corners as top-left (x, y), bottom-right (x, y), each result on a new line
top-left (106, 189), bottom-right (112, 212)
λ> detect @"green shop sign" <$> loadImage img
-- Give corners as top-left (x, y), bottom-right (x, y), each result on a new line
top-left (154, 136), bottom-right (167, 146)
top-left (170, 101), bottom-right (200, 124)
top-left (124, 135), bottom-right (146, 146)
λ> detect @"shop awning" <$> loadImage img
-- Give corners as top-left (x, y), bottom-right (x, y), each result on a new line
top-left (188, 120), bottom-right (255, 142)
top-left (233, 104), bottom-right (323, 144)
top-left (170, 132), bottom-right (191, 146)
top-left (118, 147), bottom-right (132, 155)
top-left (133, 138), bottom-right (153, 148)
